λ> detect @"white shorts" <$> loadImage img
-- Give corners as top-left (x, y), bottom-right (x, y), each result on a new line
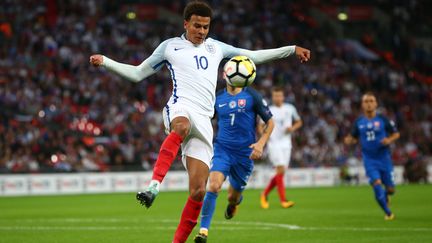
top-left (162, 104), bottom-right (213, 169)
top-left (267, 143), bottom-right (292, 167)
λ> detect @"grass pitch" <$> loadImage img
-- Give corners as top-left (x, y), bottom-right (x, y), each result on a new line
top-left (1, 185), bottom-right (431, 243)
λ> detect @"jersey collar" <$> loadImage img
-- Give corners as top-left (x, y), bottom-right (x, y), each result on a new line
top-left (181, 33), bottom-right (207, 46)
top-left (225, 87), bottom-right (245, 96)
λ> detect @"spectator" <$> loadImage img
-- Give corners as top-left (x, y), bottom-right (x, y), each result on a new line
top-left (0, 0), bottom-right (431, 173)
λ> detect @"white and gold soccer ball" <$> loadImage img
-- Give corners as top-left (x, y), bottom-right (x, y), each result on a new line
top-left (223, 56), bottom-right (256, 87)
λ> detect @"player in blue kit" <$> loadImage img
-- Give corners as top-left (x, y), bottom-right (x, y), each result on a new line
top-left (194, 83), bottom-right (274, 242)
top-left (344, 92), bottom-right (400, 220)
top-left (90, 2), bottom-right (309, 241)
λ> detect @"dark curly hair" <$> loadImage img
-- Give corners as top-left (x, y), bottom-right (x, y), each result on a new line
top-left (183, 1), bottom-right (212, 21)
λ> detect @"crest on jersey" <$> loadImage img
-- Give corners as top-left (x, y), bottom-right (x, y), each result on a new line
top-left (205, 43), bottom-right (216, 54)
top-left (229, 100), bottom-right (237, 108)
top-left (238, 99), bottom-right (246, 108)
top-left (374, 121), bottom-right (380, 128)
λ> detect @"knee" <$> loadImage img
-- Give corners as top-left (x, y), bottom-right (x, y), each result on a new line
top-left (276, 166), bottom-right (285, 175)
top-left (189, 185), bottom-right (206, 201)
top-left (372, 179), bottom-right (382, 186)
top-left (171, 119), bottom-right (190, 139)
top-left (208, 181), bottom-right (222, 194)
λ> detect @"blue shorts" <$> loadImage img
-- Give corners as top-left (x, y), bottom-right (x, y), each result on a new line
top-left (211, 143), bottom-right (253, 192)
top-left (364, 159), bottom-right (394, 187)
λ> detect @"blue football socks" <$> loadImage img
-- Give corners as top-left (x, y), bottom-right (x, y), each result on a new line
top-left (200, 191), bottom-right (218, 230)
top-left (373, 184), bottom-right (392, 216)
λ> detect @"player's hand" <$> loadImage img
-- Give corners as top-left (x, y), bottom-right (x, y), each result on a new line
top-left (249, 143), bottom-right (264, 160)
top-left (285, 127), bottom-right (295, 134)
top-left (89, 54), bottom-right (104, 66)
top-left (295, 46), bottom-right (310, 63)
top-left (344, 136), bottom-right (356, 145)
top-left (381, 137), bottom-right (392, 146)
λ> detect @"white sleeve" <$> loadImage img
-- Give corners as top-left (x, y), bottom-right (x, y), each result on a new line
top-left (102, 40), bottom-right (169, 82)
top-left (291, 105), bottom-right (301, 121)
top-left (215, 40), bottom-right (296, 64)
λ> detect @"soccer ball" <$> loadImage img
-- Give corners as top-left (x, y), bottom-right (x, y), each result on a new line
top-left (223, 56), bottom-right (256, 87)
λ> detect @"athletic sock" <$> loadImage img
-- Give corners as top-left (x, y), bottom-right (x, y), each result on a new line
top-left (373, 184), bottom-right (392, 216)
top-left (147, 180), bottom-right (160, 193)
top-left (263, 175), bottom-right (277, 197)
top-left (152, 132), bottom-right (183, 182)
top-left (173, 197), bottom-right (203, 243)
top-left (275, 174), bottom-right (287, 202)
top-left (200, 191), bottom-right (218, 231)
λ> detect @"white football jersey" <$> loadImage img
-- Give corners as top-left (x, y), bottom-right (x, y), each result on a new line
top-left (144, 35), bottom-right (238, 117)
top-left (268, 103), bottom-right (300, 146)
top-left (102, 34), bottom-right (296, 118)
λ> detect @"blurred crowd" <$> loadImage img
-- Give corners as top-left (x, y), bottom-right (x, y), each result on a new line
top-left (0, 0), bottom-right (431, 175)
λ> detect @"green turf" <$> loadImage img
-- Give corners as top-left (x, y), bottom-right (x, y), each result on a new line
top-left (1, 185), bottom-right (431, 243)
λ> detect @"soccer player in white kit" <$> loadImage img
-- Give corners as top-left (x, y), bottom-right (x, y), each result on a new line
top-left (260, 87), bottom-right (302, 209)
top-left (90, 2), bottom-right (310, 242)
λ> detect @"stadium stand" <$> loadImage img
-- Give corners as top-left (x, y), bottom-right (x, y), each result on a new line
top-left (0, 0), bottom-right (430, 175)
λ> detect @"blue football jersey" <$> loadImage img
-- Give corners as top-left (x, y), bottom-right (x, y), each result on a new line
top-left (214, 87), bottom-right (272, 152)
top-left (351, 114), bottom-right (398, 161)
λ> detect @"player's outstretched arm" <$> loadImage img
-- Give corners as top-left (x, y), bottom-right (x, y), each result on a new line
top-left (217, 40), bottom-right (310, 64)
top-left (89, 54), bottom-right (156, 82)
top-left (239, 45), bottom-right (310, 65)
top-left (250, 118), bottom-right (275, 160)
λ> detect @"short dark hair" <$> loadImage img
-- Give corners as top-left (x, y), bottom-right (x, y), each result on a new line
top-left (363, 91), bottom-right (375, 97)
top-left (183, 1), bottom-right (212, 21)
top-left (362, 91), bottom-right (378, 103)
top-left (272, 86), bottom-right (284, 93)
top-left (362, 91), bottom-right (377, 101)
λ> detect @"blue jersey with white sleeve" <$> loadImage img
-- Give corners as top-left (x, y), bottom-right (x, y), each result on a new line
top-left (351, 114), bottom-right (398, 168)
top-left (214, 87), bottom-right (272, 154)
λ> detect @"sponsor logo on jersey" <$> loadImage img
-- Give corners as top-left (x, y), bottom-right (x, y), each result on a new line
top-left (262, 99), bottom-right (268, 106)
top-left (238, 99), bottom-right (246, 108)
top-left (229, 100), bottom-right (237, 108)
top-left (174, 47), bottom-right (184, 51)
top-left (205, 43), bottom-right (216, 54)
top-left (218, 103), bottom-right (227, 108)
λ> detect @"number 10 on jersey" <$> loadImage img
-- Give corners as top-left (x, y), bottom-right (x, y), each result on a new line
top-left (193, 55), bottom-right (208, 70)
